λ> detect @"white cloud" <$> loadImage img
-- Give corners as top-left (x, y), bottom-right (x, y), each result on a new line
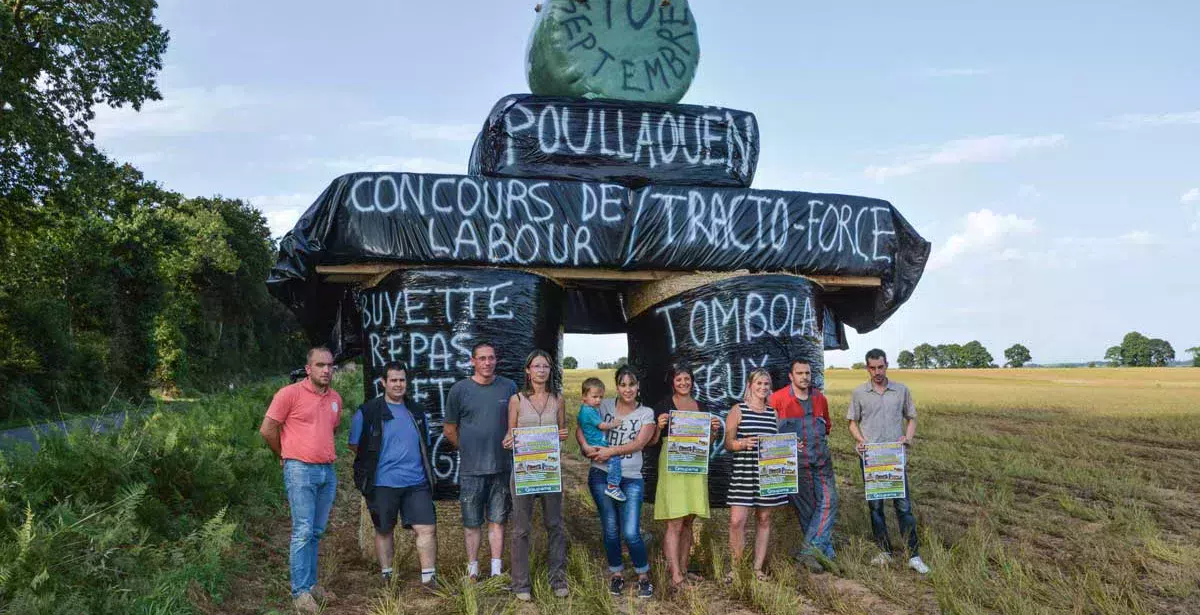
top-left (919, 68), bottom-right (990, 78)
top-left (319, 156), bottom-right (464, 175)
top-left (360, 116), bottom-right (479, 142)
top-left (928, 209), bottom-right (1037, 270)
top-left (91, 85), bottom-right (263, 139)
top-left (1103, 110), bottom-right (1200, 130)
top-left (864, 134), bottom-right (1066, 181)
top-left (250, 193), bottom-right (312, 237)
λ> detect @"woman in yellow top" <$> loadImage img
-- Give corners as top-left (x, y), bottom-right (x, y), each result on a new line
top-left (651, 364), bottom-right (721, 592)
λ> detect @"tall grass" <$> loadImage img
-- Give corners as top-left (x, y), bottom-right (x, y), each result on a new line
top-left (0, 370), bottom-right (362, 614)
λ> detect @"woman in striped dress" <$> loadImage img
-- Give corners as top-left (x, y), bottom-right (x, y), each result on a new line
top-left (724, 368), bottom-right (786, 580)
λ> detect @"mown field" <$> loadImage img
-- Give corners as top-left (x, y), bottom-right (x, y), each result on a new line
top-left (219, 366), bottom-right (1200, 615)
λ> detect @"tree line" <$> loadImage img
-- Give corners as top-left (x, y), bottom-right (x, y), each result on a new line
top-left (890, 341), bottom-right (1011, 369)
top-left (1, 2), bottom-right (304, 421)
top-left (888, 332), bottom-right (1192, 369)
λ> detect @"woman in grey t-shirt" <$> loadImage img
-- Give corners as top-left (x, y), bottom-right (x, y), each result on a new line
top-left (576, 366), bottom-right (657, 599)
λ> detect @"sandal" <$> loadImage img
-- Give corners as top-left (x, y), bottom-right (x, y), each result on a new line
top-left (754, 570), bottom-right (769, 582)
top-left (722, 571), bottom-right (735, 585)
top-left (685, 572), bottom-right (704, 583)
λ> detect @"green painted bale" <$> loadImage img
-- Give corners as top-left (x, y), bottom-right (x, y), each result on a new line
top-left (527, 0), bottom-right (700, 104)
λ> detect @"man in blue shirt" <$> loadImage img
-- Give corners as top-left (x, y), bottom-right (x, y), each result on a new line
top-left (350, 362), bottom-right (438, 589)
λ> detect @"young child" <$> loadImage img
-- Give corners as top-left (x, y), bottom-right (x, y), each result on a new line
top-left (577, 377), bottom-right (626, 501)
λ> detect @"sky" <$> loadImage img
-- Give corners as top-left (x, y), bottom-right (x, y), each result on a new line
top-left (91, 0), bottom-right (1200, 368)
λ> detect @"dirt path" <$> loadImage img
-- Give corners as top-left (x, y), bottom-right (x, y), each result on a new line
top-left (220, 450), bottom-right (925, 614)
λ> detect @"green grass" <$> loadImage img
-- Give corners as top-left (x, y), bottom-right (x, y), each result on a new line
top-left (0, 369), bottom-right (364, 614)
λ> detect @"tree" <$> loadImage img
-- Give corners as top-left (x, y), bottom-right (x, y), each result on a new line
top-left (1187, 346), bottom-right (1200, 367)
top-left (1104, 345), bottom-right (1123, 367)
top-left (596, 357), bottom-right (627, 370)
top-left (1120, 331), bottom-right (1153, 366)
top-left (961, 341), bottom-right (994, 368)
top-left (851, 362), bottom-right (866, 370)
top-left (934, 343), bottom-right (966, 368)
top-left (0, 1), bottom-right (169, 229)
top-left (562, 356), bottom-right (578, 369)
top-left (912, 343), bottom-right (936, 369)
top-left (1148, 339), bottom-right (1174, 367)
top-left (1004, 343), bottom-right (1032, 368)
top-left (897, 350), bottom-right (916, 369)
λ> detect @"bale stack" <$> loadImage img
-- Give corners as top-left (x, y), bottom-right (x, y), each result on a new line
top-left (267, 0), bottom-right (931, 509)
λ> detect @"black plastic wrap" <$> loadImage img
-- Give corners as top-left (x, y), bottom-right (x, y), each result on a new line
top-left (627, 275), bottom-right (826, 507)
top-left (468, 95), bottom-right (758, 188)
top-left (357, 268), bottom-right (565, 499)
top-left (266, 171), bottom-right (928, 348)
top-left (565, 287), bottom-right (628, 334)
top-left (624, 186), bottom-right (912, 276)
top-left (822, 207), bottom-right (931, 332)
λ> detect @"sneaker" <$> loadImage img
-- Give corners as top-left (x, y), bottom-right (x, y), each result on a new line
top-left (870, 552), bottom-right (894, 566)
top-left (381, 571), bottom-right (394, 585)
top-left (637, 577), bottom-right (655, 599)
top-left (421, 575), bottom-right (440, 593)
top-left (515, 591), bottom-right (533, 601)
top-left (553, 586), bottom-right (570, 598)
top-left (310, 584), bottom-right (336, 602)
top-left (609, 575), bottom-right (626, 596)
top-left (907, 556), bottom-right (930, 574)
top-left (292, 592), bottom-right (319, 615)
top-left (605, 485), bottom-right (627, 502)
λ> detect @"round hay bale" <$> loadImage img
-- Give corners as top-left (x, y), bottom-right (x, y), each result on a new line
top-left (356, 267), bottom-right (566, 501)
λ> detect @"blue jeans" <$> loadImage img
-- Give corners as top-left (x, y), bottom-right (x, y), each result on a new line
top-left (587, 468), bottom-right (649, 574)
top-left (283, 460), bottom-right (337, 597)
top-left (606, 457), bottom-right (622, 487)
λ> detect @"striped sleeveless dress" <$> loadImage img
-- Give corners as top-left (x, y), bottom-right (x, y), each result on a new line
top-left (727, 403), bottom-right (788, 508)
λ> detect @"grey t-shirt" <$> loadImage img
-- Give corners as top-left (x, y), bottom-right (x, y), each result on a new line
top-left (444, 375), bottom-right (518, 476)
top-left (846, 380), bottom-right (917, 443)
top-left (590, 398), bottom-right (655, 479)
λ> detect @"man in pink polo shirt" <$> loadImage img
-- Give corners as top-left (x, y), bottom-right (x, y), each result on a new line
top-left (260, 347), bottom-right (343, 614)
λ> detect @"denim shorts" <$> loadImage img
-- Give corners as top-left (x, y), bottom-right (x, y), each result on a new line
top-left (459, 472), bottom-right (511, 528)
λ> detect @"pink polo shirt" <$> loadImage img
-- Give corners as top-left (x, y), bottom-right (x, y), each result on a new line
top-left (265, 379), bottom-right (342, 464)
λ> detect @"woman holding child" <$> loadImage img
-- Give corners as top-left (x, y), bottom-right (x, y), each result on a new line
top-left (576, 366), bottom-right (658, 599)
top-left (502, 350), bottom-right (569, 601)
top-left (724, 368), bottom-right (786, 581)
top-left (650, 364), bottom-right (721, 592)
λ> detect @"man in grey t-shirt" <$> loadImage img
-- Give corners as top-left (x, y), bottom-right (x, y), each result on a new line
top-left (847, 349), bottom-right (930, 575)
top-left (444, 341), bottom-right (517, 581)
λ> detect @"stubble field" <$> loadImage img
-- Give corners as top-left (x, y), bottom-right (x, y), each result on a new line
top-left (231, 367), bottom-right (1200, 615)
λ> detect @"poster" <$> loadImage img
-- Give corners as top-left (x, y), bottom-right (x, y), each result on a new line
top-left (666, 411), bottom-right (711, 474)
top-left (513, 425), bottom-right (561, 496)
top-left (863, 442), bottom-right (907, 501)
top-left (758, 433), bottom-right (799, 496)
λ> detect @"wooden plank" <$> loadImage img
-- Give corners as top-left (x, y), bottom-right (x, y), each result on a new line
top-left (803, 275), bottom-right (882, 288)
top-left (314, 264), bottom-right (881, 289)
